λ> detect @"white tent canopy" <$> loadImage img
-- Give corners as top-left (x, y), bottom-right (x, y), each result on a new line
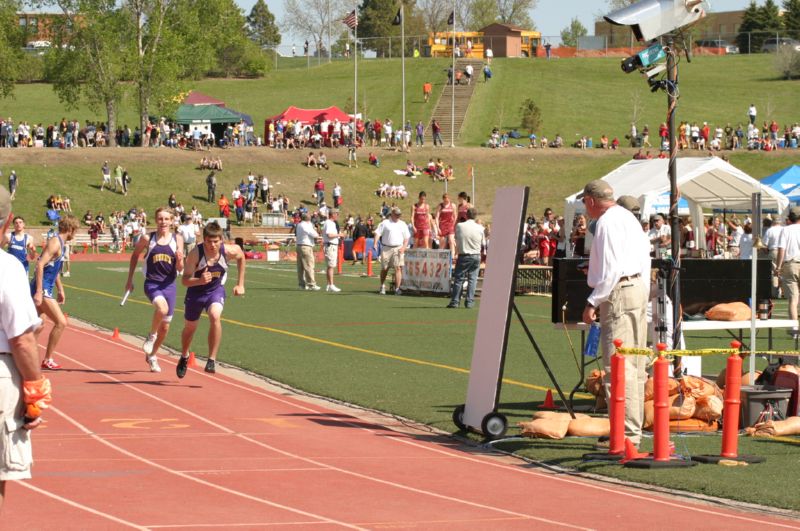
top-left (564, 157), bottom-right (790, 254)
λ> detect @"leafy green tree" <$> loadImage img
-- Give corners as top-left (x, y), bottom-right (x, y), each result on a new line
top-left (519, 98), bottom-right (541, 134)
top-left (0, 0), bottom-right (25, 97)
top-left (247, 0), bottom-right (280, 46)
top-left (560, 17), bottom-right (587, 47)
top-left (496, 0), bottom-right (536, 28)
top-left (358, 0), bottom-right (425, 57)
top-left (785, 0), bottom-right (800, 36)
top-left (737, 1), bottom-right (761, 53)
top-left (42, 0), bottom-right (129, 146)
top-left (469, 0), bottom-right (500, 30)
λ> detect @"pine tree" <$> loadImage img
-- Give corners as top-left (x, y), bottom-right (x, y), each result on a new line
top-left (737, 1), bottom-right (762, 53)
top-left (783, 0), bottom-right (800, 36)
top-left (247, 0), bottom-right (281, 47)
top-left (759, 0), bottom-right (784, 31)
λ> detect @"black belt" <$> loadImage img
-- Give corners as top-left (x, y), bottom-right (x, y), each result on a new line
top-left (324, 242), bottom-right (338, 247)
top-left (619, 274), bottom-right (641, 282)
top-left (382, 244), bottom-right (398, 248)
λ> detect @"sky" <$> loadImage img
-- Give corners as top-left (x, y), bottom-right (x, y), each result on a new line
top-left (235, 0), bottom-right (755, 47)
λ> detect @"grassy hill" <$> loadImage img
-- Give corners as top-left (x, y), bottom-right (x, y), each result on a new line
top-left (0, 54), bottom-right (798, 226)
top-left (3, 54), bottom-right (797, 146)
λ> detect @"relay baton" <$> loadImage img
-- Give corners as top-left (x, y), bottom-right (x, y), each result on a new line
top-left (120, 289), bottom-right (131, 306)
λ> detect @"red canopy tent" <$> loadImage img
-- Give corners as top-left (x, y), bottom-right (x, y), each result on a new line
top-left (183, 91), bottom-right (226, 107)
top-left (267, 105), bottom-right (350, 124)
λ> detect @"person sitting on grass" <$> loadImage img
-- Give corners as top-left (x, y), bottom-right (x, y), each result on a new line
top-left (318, 152), bottom-right (329, 170)
top-left (611, 137), bottom-right (620, 150)
top-left (405, 160), bottom-right (418, 177)
top-left (369, 152), bottom-right (380, 167)
top-left (599, 134), bottom-right (609, 149)
top-left (306, 151), bottom-right (317, 168)
top-left (443, 165), bottom-right (454, 181)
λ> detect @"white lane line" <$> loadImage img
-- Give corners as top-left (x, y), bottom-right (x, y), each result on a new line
top-left (66, 326), bottom-right (799, 528)
top-left (47, 405), bottom-right (366, 531)
top-left (52, 333), bottom-right (588, 531)
top-left (18, 481), bottom-right (147, 529)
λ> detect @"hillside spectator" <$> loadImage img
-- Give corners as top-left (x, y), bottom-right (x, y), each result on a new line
top-left (318, 152), bottom-right (329, 170)
top-left (431, 119), bottom-right (443, 146)
top-left (314, 177), bottom-right (325, 205)
top-left (369, 152), bottom-right (380, 167)
top-left (8, 170), bottom-right (17, 200)
top-left (306, 151), bottom-right (317, 168)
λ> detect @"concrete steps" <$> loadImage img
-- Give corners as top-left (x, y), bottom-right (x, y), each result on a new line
top-left (428, 59), bottom-right (485, 143)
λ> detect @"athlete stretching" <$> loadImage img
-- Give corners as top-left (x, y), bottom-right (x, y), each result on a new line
top-left (31, 214), bottom-right (78, 370)
top-left (176, 221), bottom-right (245, 378)
top-left (125, 207), bottom-right (184, 372)
top-left (2, 216), bottom-right (37, 273)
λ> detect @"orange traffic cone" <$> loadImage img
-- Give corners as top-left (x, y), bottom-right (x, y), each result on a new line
top-left (619, 437), bottom-right (650, 464)
top-left (538, 389), bottom-right (557, 409)
top-left (187, 351), bottom-right (197, 368)
top-left (366, 251), bottom-right (374, 277)
top-left (111, 327), bottom-right (120, 340)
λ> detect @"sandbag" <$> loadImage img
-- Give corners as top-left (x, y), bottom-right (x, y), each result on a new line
top-left (694, 395), bottom-right (723, 422)
top-left (669, 418), bottom-right (718, 432)
top-left (530, 411), bottom-right (587, 420)
top-left (567, 416), bottom-right (610, 437)
top-left (585, 369), bottom-right (605, 397)
top-left (519, 415), bottom-right (571, 439)
top-left (705, 301), bottom-right (751, 321)
top-left (643, 400), bottom-right (654, 429)
top-left (778, 365), bottom-right (799, 375)
top-left (747, 416), bottom-right (800, 437)
top-left (669, 393), bottom-right (696, 420)
top-left (644, 377), bottom-right (680, 402)
top-left (716, 368), bottom-right (761, 389)
top-left (680, 375), bottom-right (722, 400)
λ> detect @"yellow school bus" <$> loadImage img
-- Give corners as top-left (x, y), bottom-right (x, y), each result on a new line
top-left (428, 31), bottom-right (484, 58)
top-left (520, 30), bottom-right (541, 57)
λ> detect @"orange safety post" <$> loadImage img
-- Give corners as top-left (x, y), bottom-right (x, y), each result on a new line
top-left (692, 340), bottom-right (763, 465)
top-left (721, 340), bottom-right (743, 458)
top-left (366, 250), bottom-right (374, 277)
top-left (337, 244), bottom-right (343, 274)
top-left (609, 338), bottom-right (626, 455)
top-left (652, 343), bottom-right (671, 461)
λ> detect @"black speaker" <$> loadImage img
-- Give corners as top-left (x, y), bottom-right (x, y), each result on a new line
top-left (552, 258), bottom-right (773, 324)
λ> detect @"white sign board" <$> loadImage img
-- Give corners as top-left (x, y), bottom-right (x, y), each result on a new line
top-left (463, 187), bottom-right (529, 432)
top-left (401, 249), bottom-right (452, 293)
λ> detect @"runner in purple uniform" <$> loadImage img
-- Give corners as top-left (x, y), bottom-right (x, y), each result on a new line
top-left (176, 221), bottom-right (245, 378)
top-left (125, 208), bottom-right (184, 372)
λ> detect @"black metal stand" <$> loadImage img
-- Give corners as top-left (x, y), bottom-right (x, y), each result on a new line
top-left (624, 457), bottom-right (697, 469)
top-left (568, 330), bottom-right (602, 413)
top-left (512, 303), bottom-right (575, 418)
top-left (692, 454), bottom-right (765, 464)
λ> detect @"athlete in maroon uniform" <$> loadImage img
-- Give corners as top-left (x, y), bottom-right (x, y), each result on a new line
top-left (456, 191), bottom-right (472, 223)
top-left (411, 191), bottom-right (431, 249)
top-left (436, 193), bottom-right (456, 256)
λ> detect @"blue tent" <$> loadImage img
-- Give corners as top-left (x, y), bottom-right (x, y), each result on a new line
top-left (761, 165), bottom-right (800, 198)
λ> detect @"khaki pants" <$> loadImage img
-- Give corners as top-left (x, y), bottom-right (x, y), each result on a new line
top-left (600, 276), bottom-right (649, 445)
top-left (781, 261), bottom-right (800, 321)
top-left (296, 245), bottom-right (317, 288)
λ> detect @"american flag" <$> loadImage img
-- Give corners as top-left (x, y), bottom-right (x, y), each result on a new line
top-left (342, 10), bottom-right (357, 29)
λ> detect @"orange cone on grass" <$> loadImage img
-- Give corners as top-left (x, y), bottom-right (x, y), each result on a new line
top-left (619, 437), bottom-right (649, 464)
top-left (538, 389), bottom-right (556, 409)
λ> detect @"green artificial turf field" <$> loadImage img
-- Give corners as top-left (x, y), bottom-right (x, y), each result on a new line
top-left (57, 259), bottom-right (800, 511)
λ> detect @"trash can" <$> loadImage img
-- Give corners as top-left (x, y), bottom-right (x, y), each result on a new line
top-left (423, 45), bottom-right (432, 58)
top-left (739, 385), bottom-right (793, 428)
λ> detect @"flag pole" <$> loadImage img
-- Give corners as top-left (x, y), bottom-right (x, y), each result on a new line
top-left (354, 5), bottom-right (358, 129)
top-left (401, 3), bottom-right (406, 151)
top-left (450, 0), bottom-right (455, 148)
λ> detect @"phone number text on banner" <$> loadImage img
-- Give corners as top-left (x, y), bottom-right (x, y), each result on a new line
top-left (401, 249), bottom-right (452, 294)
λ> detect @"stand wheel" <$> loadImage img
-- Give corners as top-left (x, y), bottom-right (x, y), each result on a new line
top-left (452, 404), bottom-right (466, 431)
top-left (481, 412), bottom-right (508, 439)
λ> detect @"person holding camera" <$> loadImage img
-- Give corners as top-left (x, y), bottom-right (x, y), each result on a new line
top-left (580, 179), bottom-right (650, 448)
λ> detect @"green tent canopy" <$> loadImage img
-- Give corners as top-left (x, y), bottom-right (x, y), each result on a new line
top-left (175, 104), bottom-right (243, 125)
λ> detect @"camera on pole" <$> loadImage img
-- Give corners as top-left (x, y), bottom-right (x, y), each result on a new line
top-left (604, 0), bottom-right (705, 42)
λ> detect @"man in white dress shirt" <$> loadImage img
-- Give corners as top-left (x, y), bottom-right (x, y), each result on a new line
top-left (580, 179), bottom-right (651, 447)
top-left (295, 212), bottom-right (320, 290)
top-left (373, 206), bottom-right (410, 295)
top-left (775, 207), bottom-right (800, 338)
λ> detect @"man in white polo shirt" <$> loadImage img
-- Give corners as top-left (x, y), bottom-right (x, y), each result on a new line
top-left (373, 206), bottom-right (410, 295)
top-left (323, 210), bottom-right (344, 292)
top-left (447, 207), bottom-right (485, 309)
top-left (0, 185), bottom-right (50, 509)
top-left (775, 207), bottom-right (800, 338)
top-left (295, 212), bottom-right (320, 291)
top-left (764, 216), bottom-right (783, 298)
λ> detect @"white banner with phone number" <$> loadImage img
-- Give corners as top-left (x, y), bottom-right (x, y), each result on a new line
top-left (401, 249), bottom-right (452, 293)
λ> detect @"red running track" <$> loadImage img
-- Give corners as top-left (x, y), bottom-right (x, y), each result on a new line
top-left (3, 322), bottom-right (799, 530)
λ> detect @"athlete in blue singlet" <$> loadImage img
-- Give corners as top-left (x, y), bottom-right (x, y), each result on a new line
top-left (176, 221), bottom-right (245, 378)
top-left (125, 207), bottom-right (184, 373)
top-left (32, 214), bottom-right (78, 370)
top-left (2, 216), bottom-right (36, 273)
